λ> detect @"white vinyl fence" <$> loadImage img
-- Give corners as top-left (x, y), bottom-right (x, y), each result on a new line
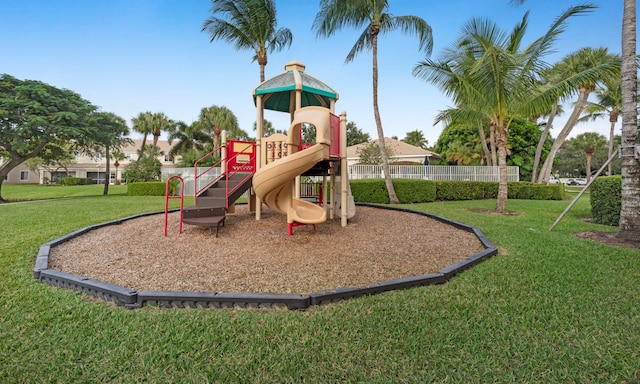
top-left (348, 165), bottom-right (519, 182)
top-left (162, 167), bottom-right (221, 196)
top-left (164, 165), bottom-right (519, 196)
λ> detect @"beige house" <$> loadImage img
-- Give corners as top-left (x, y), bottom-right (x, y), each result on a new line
top-left (346, 137), bottom-right (440, 166)
top-left (3, 139), bottom-right (176, 185)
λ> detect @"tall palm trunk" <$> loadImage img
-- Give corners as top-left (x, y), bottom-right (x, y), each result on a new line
top-left (371, 27), bottom-right (399, 204)
top-left (618, 0), bottom-right (640, 242)
top-left (538, 88), bottom-right (590, 183)
top-left (149, 132), bottom-right (160, 159)
top-left (585, 152), bottom-right (593, 180)
top-left (532, 103), bottom-right (557, 182)
top-left (607, 112), bottom-right (618, 175)
top-left (139, 133), bottom-right (148, 159)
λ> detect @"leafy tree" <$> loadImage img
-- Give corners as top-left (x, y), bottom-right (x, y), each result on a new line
top-left (202, 0), bottom-right (293, 82)
top-left (537, 47), bottom-right (620, 183)
top-left (313, 0), bottom-right (433, 204)
top-left (346, 121), bottom-right (370, 147)
top-left (122, 156), bottom-right (162, 183)
top-left (434, 124), bottom-right (483, 165)
top-left (506, 117), bottom-right (553, 181)
top-left (356, 141), bottom-right (397, 165)
top-left (253, 119), bottom-right (285, 137)
top-left (0, 74), bottom-right (96, 202)
top-left (556, 132), bottom-right (607, 178)
top-left (25, 140), bottom-right (78, 183)
top-left (402, 130), bottom-right (428, 149)
top-left (87, 112), bottom-right (131, 195)
top-left (413, 5), bottom-right (614, 212)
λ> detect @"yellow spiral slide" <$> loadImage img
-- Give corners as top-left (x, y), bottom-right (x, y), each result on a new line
top-left (252, 106), bottom-right (332, 231)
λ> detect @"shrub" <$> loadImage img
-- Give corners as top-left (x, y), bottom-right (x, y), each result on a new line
top-left (122, 157), bottom-right (162, 183)
top-left (590, 176), bottom-right (621, 226)
top-left (57, 177), bottom-right (92, 186)
top-left (350, 179), bottom-right (389, 204)
top-left (127, 181), bottom-right (171, 196)
top-left (392, 179), bottom-right (436, 203)
top-left (436, 181), bottom-right (486, 200)
top-left (351, 179), bottom-right (564, 204)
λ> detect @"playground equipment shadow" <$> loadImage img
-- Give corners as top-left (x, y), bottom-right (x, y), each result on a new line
top-left (34, 204), bottom-right (497, 310)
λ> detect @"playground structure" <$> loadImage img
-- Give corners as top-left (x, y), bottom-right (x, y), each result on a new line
top-left (165, 61), bottom-right (356, 236)
top-left (34, 61), bottom-right (499, 310)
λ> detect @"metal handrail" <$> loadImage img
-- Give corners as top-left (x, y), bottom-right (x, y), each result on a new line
top-left (193, 142), bottom-right (257, 207)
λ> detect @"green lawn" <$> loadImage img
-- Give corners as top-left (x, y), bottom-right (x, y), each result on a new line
top-left (0, 186), bottom-right (638, 383)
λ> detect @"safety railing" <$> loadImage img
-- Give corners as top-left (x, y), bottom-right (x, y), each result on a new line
top-left (193, 141), bottom-right (257, 207)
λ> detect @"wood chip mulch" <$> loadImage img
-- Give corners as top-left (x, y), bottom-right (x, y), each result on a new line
top-left (49, 205), bottom-right (486, 295)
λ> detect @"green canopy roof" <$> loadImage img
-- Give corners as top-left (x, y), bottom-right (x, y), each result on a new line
top-left (253, 61), bottom-right (338, 113)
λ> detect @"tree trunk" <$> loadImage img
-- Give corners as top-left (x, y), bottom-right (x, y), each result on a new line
top-left (103, 145), bottom-right (110, 196)
top-left (585, 153), bottom-right (592, 181)
top-left (149, 134), bottom-right (160, 159)
top-left (532, 103), bottom-right (557, 182)
top-left (478, 121), bottom-right (491, 166)
top-left (495, 127), bottom-right (509, 213)
top-left (618, 0), bottom-right (640, 242)
top-left (489, 121), bottom-right (497, 166)
top-left (371, 30), bottom-right (398, 204)
top-left (607, 115), bottom-right (618, 175)
top-left (214, 126), bottom-right (221, 150)
top-left (538, 89), bottom-right (590, 183)
top-left (139, 133), bottom-right (148, 158)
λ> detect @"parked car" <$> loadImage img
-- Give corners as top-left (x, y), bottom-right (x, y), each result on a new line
top-left (566, 178), bottom-right (578, 185)
top-left (549, 176), bottom-right (561, 184)
top-left (575, 178), bottom-right (588, 185)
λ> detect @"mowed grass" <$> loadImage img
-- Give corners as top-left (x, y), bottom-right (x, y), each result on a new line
top-left (2, 183), bottom-right (128, 201)
top-left (0, 185), bottom-right (639, 383)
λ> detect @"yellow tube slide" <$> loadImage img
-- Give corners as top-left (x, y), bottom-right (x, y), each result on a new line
top-left (252, 106), bottom-right (332, 225)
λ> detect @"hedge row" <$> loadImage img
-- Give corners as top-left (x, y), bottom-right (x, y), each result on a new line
top-left (57, 177), bottom-right (93, 186)
top-left (590, 176), bottom-right (621, 226)
top-left (349, 179), bottom-right (564, 204)
top-left (127, 181), bottom-right (172, 196)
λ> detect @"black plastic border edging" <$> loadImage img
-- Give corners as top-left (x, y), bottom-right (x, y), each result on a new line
top-left (33, 204), bottom-right (498, 310)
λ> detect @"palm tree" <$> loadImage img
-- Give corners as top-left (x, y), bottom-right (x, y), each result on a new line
top-left (167, 121), bottom-right (209, 159)
top-left (531, 68), bottom-right (565, 182)
top-left (148, 112), bottom-right (174, 159)
top-left (313, 0), bottom-right (433, 204)
top-left (413, 5), bottom-right (610, 212)
top-left (580, 77), bottom-right (622, 176)
top-left (202, 0), bottom-right (293, 82)
top-left (618, 0), bottom-right (640, 242)
top-left (402, 130), bottom-right (428, 149)
top-left (573, 132), bottom-right (607, 181)
top-left (111, 150), bottom-right (126, 184)
top-left (537, 47), bottom-right (620, 183)
top-left (199, 105), bottom-right (240, 150)
top-left (131, 111), bottom-right (154, 158)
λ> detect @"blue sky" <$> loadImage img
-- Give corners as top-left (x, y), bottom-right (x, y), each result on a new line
top-left (1, 0), bottom-right (626, 146)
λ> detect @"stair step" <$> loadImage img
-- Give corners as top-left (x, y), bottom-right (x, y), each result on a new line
top-left (195, 196), bottom-right (226, 208)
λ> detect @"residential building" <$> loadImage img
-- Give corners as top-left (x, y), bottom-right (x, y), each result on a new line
top-left (346, 137), bottom-right (440, 166)
top-left (3, 139), bottom-right (176, 185)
